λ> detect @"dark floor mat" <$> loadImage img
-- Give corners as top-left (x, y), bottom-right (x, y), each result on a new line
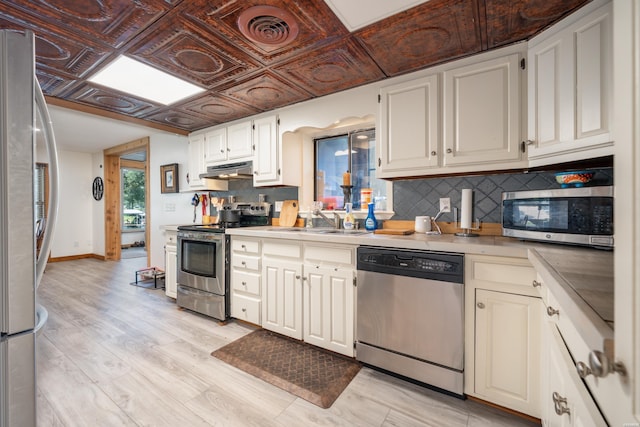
top-left (212, 328), bottom-right (361, 408)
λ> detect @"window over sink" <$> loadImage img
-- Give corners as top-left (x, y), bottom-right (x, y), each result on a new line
top-left (314, 128), bottom-right (387, 210)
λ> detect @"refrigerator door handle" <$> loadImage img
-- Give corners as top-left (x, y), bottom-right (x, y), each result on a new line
top-left (34, 78), bottom-right (59, 287)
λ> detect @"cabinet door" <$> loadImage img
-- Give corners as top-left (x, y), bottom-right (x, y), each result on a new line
top-left (204, 128), bottom-right (227, 165)
top-left (303, 265), bottom-right (354, 357)
top-left (527, 3), bottom-right (612, 165)
top-left (443, 54), bottom-right (522, 166)
top-left (475, 289), bottom-right (541, 417)
top-left (165, 244), bottom-right (177, 299)
top-left (187, 134), bottom-right (206, 188)
top-left (377, 75), bottom-right (439, 178)
top-left (227, 120), bottom-right (253, 160)
top-left (261, 258), bottom-right (302, 339)
top-left (253, 115), bottom-right (279, 185)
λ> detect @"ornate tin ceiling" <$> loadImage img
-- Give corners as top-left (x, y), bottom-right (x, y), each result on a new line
top-left (1, 0), bottom-right (589, 133)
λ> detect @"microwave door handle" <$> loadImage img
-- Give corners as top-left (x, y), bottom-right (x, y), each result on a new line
top-left (34, 77), bottom-right (59, 288)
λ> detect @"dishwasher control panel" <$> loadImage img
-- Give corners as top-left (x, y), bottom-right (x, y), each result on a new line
top-left (357, 246), bottom-right (464, 283)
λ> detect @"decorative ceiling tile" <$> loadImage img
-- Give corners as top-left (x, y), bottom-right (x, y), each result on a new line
top-left (66, 84), bottom-right (158, 116)
top-left (483, 0), bottom-right (589, 48)
top-left (355, 0), bottom-right (483, 76)
top-left (3, 0), bottom-right (172, 48)
top-left (184, 0), bottom-right (348, 65)
top-left (273, 37), bottom-right (385, 97)
top-left (141, 109), bottom-right (216, 131)
top-left (127, 13), bottom-right (261, 89)
top-left (221, 72), bottom-right (311, 111)
top-left (177, 94), bottom-right (261, 125)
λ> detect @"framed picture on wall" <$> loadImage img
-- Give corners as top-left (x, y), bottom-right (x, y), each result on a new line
top-left (160, 163), bottom-right (179, 193)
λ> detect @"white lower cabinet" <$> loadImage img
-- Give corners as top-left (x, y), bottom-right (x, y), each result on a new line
top-left (465, 255), bottom-right (541, 418)
top-left (231, 237), bottom-right (262, 325)
top-left (303, 264), bottom-right (354, 357)
top-left (474, 289), bottom-right (542, 416)
top-left (258, 239), bottom-right (356, 356)
top-left (164, 230), bottom-right (177, 299)
top-left (542, 323), bottom-right (607, 427)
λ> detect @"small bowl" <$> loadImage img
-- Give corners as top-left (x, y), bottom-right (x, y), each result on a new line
top-left (555, 171), bottom-right (595, 187)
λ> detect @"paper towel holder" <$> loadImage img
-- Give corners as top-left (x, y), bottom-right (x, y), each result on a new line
top-left (453, 207), bottom-right (480, 237)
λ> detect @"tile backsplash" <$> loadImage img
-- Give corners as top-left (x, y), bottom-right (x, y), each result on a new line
top-left (392, 168), bottom-right (613, 223)
top-left (208, 179), bottom-right (298, 217)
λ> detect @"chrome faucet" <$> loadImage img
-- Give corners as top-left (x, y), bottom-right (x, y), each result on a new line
top-left (313, 209), bottom-right (341, 229)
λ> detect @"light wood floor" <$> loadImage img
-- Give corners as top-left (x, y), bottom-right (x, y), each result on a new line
top-left (36, 257), bottom-right (540, 426)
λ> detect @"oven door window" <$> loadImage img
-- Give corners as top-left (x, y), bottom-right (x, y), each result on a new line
top-left (181, 240), bottom-right (216, 277)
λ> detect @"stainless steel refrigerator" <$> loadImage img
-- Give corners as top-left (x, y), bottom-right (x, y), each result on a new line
top-left (0, 30), bottom-right (59, 427)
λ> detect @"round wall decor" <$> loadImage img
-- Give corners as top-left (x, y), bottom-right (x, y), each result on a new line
top-left (92, 177), bottom-right (104, 201)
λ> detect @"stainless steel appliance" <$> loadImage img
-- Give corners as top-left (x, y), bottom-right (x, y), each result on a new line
top-left (502, 186), bottom-right (613, 248)
top-left (177, 202), bottom-right (270, 320)
top-left (1, 31), bottom-right (59, 427)
top-left (356, 247), bottom-right (465, 396)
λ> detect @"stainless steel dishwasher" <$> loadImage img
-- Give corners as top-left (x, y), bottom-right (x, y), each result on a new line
top-left (356, 246), bottom-right (464, 396)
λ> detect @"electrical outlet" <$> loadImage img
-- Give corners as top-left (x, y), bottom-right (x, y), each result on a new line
top-left (275, 201), bottom-right (283, 212)
top-left (440, 197), bottom-right (451, 213)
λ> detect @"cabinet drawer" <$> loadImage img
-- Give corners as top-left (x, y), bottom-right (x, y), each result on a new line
top-left (263, 240), bottom-right (301, 258)
top-left (231, 239), bottom-right (260, 254)
top-left (304, 244), bottom-right (355, 266)
top-left (232, 294), bottom-right (261, 325)
top-left (232, 254), bottom-right (260, 271)
top-left (467, 255), bottom-right (538, 296)
top-left (232, 270), bottom-right (260, 296)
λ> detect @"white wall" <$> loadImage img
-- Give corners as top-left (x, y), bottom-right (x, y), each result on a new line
top-left (148, 133), bottom-right (192, 269)
top-left (50, 150), bottom-right (95, 257)
top-left (92, 152), bottom-right (105, 256)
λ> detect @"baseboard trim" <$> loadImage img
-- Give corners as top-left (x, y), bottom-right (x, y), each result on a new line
top-left (466, 395), bottom-right (540, 424)
top-left (49, 253), bottom-right (105, 263)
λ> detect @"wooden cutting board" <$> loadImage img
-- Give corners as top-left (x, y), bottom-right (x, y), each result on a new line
top-left (374, 228), bottom-right (415, 235)
top-left (279, 200), bottom-right (299, 227)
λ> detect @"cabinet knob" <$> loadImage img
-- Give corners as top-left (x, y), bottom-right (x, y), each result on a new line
top-left (220, 149), bottom-right (224, 153)
top-left (587, 350), bottom-right (627, 378)
top-left (552, 392), bottom-right (570, 416)
top-left (241, 244), bottom-right (246, 249)
top-left (546, 306), bottom-right (559, 317)
top-left (241, 281), bottom-right (247, 286)
top-left (254, 171), bottom-right (258, 175)
top-left (576, 361), bottom-right (592, 378)
top-left (296, 275), bottom-right (301, 279)
top-left (477, 302), bottom-right (485, 309)
top-left (431, 151), bottom-right (437, 156)
top-left (242, 307), bottom-right (247, 312)
top-left (241, 261), bottom-right (246, 266)
top-left (227, 148), bottom-right (231, 152)
top-left (532, 280), bottom-right (541, 288)
top-left (446, 148), bottom-right (452, 154)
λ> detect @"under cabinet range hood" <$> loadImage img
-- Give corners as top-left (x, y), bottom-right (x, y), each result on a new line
top-left (200, 161), bottom-right (253, 180)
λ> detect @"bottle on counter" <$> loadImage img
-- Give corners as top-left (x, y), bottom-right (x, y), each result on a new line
top-left (343, 203), bottom-right (354, 230)
top-left (365, 202), bottom-right (378, 231)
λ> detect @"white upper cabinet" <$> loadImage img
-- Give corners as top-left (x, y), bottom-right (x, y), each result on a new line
top-left (443, 53), bottom-right (522, 167)
top-left (377, 74), bottom-right (439, 178)
top-left (187, 133), bottom-right (206, 189)
top-left (227, 120), bottom-right (253, 161)
top-left (253, 115), bottom-right (279, 185)
top-left (204, 120), bottom-right (253, 166)
top-left (527, 2), bottom-right (612, 166)
top-left (204, 127), bottom-right (227, 165)
top-left (377, 46), bottom-right (526, 179)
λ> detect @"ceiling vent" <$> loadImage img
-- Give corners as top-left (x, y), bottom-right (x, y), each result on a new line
top-left (237, 5), bottom-right (299, 50)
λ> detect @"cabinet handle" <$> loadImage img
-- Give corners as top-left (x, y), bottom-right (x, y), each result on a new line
top-left (241, 244), bottom-right (246, 249)
top-left (431, 151), bottom-right (437, 156)
top-left (242, 307), bottom-right (247, 312)
top-left (552, 392), bottom-right (570, 416)
top-left (227, 148), bottom-right (231, 152)
top-left (532, 280), bottom-right (541, 288)
top-left (446, 148), bottom-right (452, 154)
top-left (576, 361), bottom-right (592, 378)
top-left (241, 261), bottom-right (246, 266)
top-left (241, 281), bottom-right (247, 286)
top-left (220, 149), bottom-right (224, 153)
top-left (547, 306), bottom-right (559, 317)
top-left (378, 158), bottom-right (381, 167)
top-left (254, 171), bottom-right (258, 175)
top-left (477, 302), bottom-right (485, 309)
top-left (296, 275), bottom-right (300, 279)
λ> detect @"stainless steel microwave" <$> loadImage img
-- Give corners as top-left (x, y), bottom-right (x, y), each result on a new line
top-left (502, 186), bottom-right (613, 248)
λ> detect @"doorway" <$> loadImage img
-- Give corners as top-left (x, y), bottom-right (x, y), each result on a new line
top-left (120, 152), bottom-right (146, 259)
top-left (103, 137), bottom-right (150, 264)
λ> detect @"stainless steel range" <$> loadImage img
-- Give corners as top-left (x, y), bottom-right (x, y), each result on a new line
top-left (177, 202), bottom-right (270, 320)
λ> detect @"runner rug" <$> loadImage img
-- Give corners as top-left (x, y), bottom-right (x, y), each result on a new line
top-left (212, 328), bottom-right (361, 408)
